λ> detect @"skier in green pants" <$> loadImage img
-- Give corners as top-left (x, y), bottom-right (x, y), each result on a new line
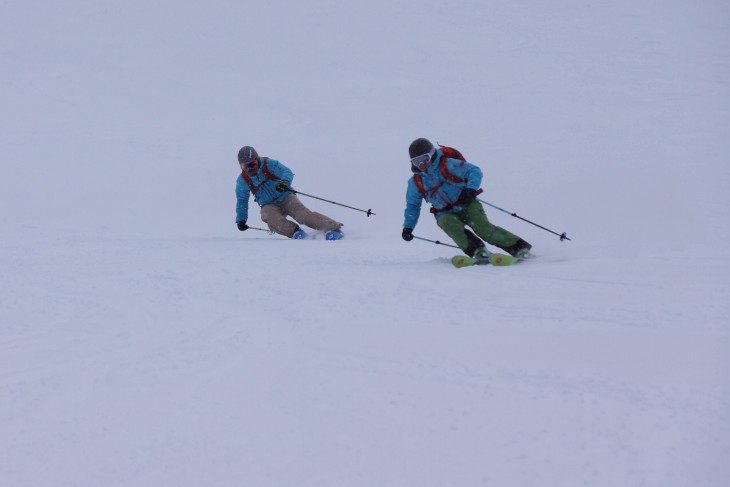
top-left (402, 138), bottom-right (532, 260)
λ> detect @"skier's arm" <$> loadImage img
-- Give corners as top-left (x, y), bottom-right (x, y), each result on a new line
top-left (235, 177), bottom-right (250, 222)
top-left (452, 159), bottom-right (483, 190)
top-left (267, 159), bottom-right (294, 187)
top-left (403, 179), bottom-right (423, 230)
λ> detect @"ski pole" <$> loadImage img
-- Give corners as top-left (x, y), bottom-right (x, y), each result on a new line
top-left (290, 189), bottom-right (375, 217)
top-left (413, 235), bottom-right (460, 249)
top-left (478, 198), bottom-right (571, 241)
top-left (248, 226), bottom-right (275, 235)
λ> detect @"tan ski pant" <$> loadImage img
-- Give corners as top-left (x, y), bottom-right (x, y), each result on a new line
top-left (260, 194), bottom-right (342, 238)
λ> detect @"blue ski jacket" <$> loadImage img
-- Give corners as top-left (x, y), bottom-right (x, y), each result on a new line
top-left (403, 149), bottom-right (483, 230)
top-left (235, 158), bottom-right (294, 222)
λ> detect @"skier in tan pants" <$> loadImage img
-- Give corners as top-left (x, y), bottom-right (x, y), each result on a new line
top-left (235, 145), bottom-right (343, 240)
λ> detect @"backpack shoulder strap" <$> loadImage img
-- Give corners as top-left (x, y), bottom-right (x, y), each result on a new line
top-left (437, 155), bottom-right (465, 184)
top-left (241, 157), bottom-right (275, 193)
top-left (260, 157), bottom-right (278, 180)
top-left (413, 174), bottom-right (426, 199)
top-left (241, 171), bottom-right (254, 189)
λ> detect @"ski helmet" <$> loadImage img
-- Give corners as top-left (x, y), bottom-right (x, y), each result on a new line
top-left (237, 146), bottom-right (258, 165)
top-left (409, 138), bottom-right (434, 159)
top-left (409, 138), bottom-right (436, 170)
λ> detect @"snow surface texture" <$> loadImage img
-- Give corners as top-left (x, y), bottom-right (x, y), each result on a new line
top-left (1, 1), bottom-right (729, 486)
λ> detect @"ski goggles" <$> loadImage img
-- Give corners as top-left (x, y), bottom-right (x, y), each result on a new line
top-left (242, 157), bottom-right (258, 169)
top-left (410, 148), bottom-right (436, 169)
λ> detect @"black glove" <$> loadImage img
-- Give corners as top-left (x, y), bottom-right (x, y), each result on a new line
top-left (237, 221), bottom-right (249, 231)
top-left (402, 228), bottom-right (414, 241)
top-left (275, 180), bottom-right (290, 192)
top-left (458, 188), bottom-right (478, 204)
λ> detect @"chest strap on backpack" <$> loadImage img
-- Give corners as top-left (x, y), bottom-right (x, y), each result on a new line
top-left (413, 161), bottom-right (482, 213)
top-left (241, 157), bottom-right (278, 193)
top-left (413, 158), bottom-right (463, 199)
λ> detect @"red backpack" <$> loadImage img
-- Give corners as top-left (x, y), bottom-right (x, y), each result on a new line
top-left (438, 145), bottom-right (466, 164)
top-left (413, 145), bottom-right (482, 211)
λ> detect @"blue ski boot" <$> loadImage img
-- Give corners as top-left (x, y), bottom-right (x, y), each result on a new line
top-left (325, 230), bottom-right (344, 241)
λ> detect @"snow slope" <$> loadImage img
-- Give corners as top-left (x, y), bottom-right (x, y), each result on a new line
top-left (1, 1), bottom-right (729, 486)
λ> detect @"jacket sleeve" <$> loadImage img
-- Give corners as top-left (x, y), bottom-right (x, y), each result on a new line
top-left (403, 178), bottom-right (423, 229)
top-left (267, 159), bottom-right (294, 185)
top-left (235, 176), bottom-right (250, 222)
top-left (450, 159), bottom-right (483, 190)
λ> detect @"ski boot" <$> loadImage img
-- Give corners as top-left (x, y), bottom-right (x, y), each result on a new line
top-left (325, 230), bottom-right (344, 241)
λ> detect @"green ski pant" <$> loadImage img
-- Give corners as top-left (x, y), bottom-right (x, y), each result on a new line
top-left (436, 201), bottom-right (520, 252)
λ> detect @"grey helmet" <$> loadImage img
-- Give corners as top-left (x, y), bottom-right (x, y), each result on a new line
top-left (408, 138), bottom-right (434, 159)
top-left (237, 146), bottom-right (258, 165)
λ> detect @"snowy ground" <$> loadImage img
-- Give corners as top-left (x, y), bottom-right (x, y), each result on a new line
top-left (2, 1), bottom-right (729, 486)
top-left (2, 229), bottom-right (729, 486)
